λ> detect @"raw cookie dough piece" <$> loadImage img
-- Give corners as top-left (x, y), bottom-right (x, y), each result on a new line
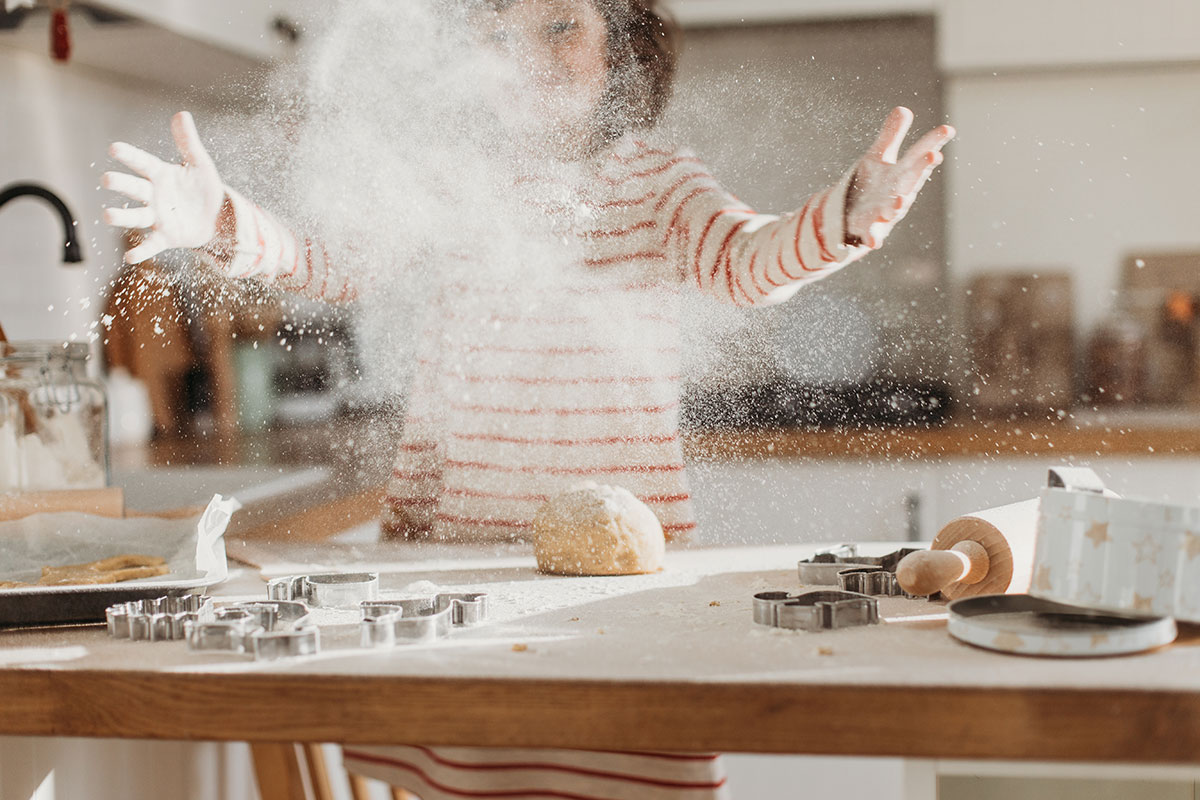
top-left (38, 554), bottom-right (168, 586)
top-left (533, 483), bottom-right (665, 576)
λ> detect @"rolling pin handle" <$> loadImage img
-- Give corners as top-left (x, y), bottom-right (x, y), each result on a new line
top-left (895, 540), bottom-right (990, 596)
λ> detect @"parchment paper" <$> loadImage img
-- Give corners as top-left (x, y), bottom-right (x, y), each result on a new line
top-left (0, 495), bottom-right (239, 613)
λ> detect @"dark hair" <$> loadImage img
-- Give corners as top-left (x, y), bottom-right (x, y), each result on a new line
top-left (592, 0), bottom-right (680, 142)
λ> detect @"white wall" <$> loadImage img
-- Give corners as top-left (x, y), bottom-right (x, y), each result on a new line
top-left (944, 64), bottom-right (1200, 332)
top-left (0, 46), bottom-right (206, 343)
top-left (939, 0), bottom-right (1200, 332)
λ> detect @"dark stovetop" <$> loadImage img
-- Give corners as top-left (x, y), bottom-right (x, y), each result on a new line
top-left (680, 379), bottom-right (953, 430)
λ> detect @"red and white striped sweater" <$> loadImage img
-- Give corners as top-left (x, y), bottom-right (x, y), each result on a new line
top-left (217, 134), bottom-right (867, 800)
top-left (220, 134), bottom-right (867, 542)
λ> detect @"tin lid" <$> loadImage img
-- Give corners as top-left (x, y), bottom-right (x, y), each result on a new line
top-left (948, 594), bottom-right (1176, 658)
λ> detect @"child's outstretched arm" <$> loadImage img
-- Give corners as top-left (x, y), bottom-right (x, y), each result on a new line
top-left (102, 112), bottom-right (358, 304)
top-left (659, 106), bottom-right (953, 306)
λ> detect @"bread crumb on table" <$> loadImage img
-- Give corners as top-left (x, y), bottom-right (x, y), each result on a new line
top-left (817, 646), bottom-right (834, 656)
top-left (512, 644), bottom-right (529, 652)
top-left (709, 601), bottom-right (720, 607)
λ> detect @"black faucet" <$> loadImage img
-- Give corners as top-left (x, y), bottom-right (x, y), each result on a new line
top-left (0, 182), bottom-right (83, 264)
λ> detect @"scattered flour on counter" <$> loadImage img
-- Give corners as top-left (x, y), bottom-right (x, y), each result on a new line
top-left (400, 580), bottom-right (441, 595)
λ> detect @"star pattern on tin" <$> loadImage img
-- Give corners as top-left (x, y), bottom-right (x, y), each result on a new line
top-left (1184, 531), bottom-right (1200, 561)
top-left (993, 632), bottom-right (1026, 652)
top-left (1132, 593), bottom-right (1156, 613)
top-left (1032, 565), bottom-right (1053, 592)
top-left (1131, 533), bottom-right (1163, 565)
top-left (1159, 568), bottom-right (1175, 590)
top-left (1084, 522), bottom-right (1111, 548)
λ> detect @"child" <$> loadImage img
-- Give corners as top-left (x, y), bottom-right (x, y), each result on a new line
top-left (103, 0), bottom-right (952, 796)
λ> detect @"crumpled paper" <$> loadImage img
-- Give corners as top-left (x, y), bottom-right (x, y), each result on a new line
top-left (0, 494), bottom-right (240, 590)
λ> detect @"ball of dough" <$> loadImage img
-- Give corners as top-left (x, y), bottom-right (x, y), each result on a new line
top-left (533, 483), bottom-right (665, 576)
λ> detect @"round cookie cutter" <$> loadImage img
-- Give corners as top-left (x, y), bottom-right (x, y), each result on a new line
top-left (948, 594), bottom-right (1177, 658)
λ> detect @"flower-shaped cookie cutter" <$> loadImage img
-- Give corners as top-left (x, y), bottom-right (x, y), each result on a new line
top-left (797, 545), bottom-right (924, 586)
top-left (106, 595), bottom-right (215, 642)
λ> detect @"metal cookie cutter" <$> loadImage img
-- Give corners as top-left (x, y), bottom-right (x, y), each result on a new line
top-left (360, 593), bottom-right (489, 648)
top-left (106, 595), bottom-right (214, 641)
top-left (836, 566), bottom-right (924, 598)
top-left (753, 590), bottom-right (879, 632)
top-left (185, 600), bottom-right (319, 660)
top-left (252, 627), bottom-right (321, 660)
top-left (267, 572), bottom-right (379, 608)
top-left (221, 600), bottom-right (311, 631)
top-left (797, 545), bottom-right (924, 585)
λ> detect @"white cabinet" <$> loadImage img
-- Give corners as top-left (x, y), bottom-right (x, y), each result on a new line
top-left (689, 458), bottom-right (935, 545)
top-left (91, 0), bottom-right (298, 61)
top-left (938, 0), bottom-right (1200, 73)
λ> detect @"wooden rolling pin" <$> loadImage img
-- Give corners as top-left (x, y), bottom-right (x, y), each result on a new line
top-left (0, 487), bottom-right (125, 522)
top-left (896, 498), bottom-right (1040, 599)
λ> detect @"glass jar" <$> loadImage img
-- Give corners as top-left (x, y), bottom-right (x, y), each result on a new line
top-left (0, 341), bottom-right (109, 491)
top-left (1085, 302), bottom-right (1148, 407)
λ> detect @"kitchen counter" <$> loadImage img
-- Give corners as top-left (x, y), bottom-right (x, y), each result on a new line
top-left (2, 542), bottom-right (1200, 767)
top-left (122, 410), bottom-right (1200, 477)
top-left (686, 409), bottom-right (1200, 461)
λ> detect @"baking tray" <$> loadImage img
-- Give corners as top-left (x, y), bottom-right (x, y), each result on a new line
top-left (0, 495), bottom-right (238, 627)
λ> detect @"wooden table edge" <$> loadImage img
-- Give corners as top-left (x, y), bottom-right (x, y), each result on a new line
top-left (1, 669), bottom-right (1196, 763)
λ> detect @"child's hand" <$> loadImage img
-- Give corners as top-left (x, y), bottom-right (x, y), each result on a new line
top-left (101, 111), bottom-right (226, 264)
top-left (843, 107), bottom-right (954, 249)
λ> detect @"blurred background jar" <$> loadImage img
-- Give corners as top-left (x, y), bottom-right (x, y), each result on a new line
top-left (1085, 299), bottom-right (1150, 407)
top-left (0, 341), bottom-right (109, 492)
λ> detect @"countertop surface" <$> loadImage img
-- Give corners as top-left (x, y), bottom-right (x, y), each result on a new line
top-left (2, 542), bottom-right (1200, 760)
top-left (0, 540), bottom-right (1192, 690)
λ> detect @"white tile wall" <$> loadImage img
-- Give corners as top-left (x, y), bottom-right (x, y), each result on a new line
top-left (0, 46), bottom-right (213, 342)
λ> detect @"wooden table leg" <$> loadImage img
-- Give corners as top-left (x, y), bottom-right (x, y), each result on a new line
top-left (348, 773), bottom-right (373, 800)
top-left (251, 742), bottom-right (309, 800)
top-left (347, 770), bottom-right (420, 800)
top-left (304, 743), bottom-right (336, 800)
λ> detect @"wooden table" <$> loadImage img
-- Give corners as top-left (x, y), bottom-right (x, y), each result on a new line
top-left (2, 542), bottom-right (1200, 793)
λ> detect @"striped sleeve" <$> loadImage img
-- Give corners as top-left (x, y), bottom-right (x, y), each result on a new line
top-left (211, 186), bottom-right (359, 303)
top-left (655, 156), bottom-right (869, 307)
